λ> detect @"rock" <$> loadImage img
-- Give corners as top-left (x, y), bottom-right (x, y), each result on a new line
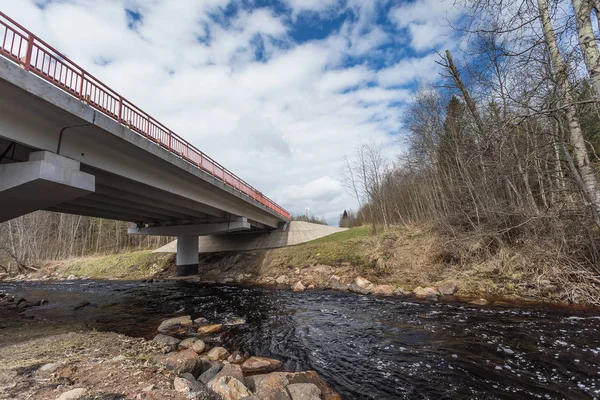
top-left (292, 281), bottom-right (305, 292)
top-left (155, 349), bottom-right (200, 374)
top-left (207, 346), bottom-right (230, 361)
top-left (220, 278), bottom-right (235, 284)
top-left (39, 363), bottom-right (59, 373)
top-left (199, 364), bottom-right (223, 384)
top-left (174, 376), bottom-right (203, 392)
top-left (285, 371), bottom-right (341, 400)
top-left (276, 275), bottom-right (288, 284)
top-left (393, 287), bottom-right (411, 296)
top-left (142, 384), bottom-right (154, 392)
top-left (372, 285), bottom-right (394, 295)
top-left (470, 298), bottom-right (489, 305)
top-left (66, 275), bottom-right (77, 280)
top-left (208, 363), bottom-right (245, 388)
top-left (287, 383), bottom-right (322, 400)
top-left (242, 356), bottom-right (282, 374)
top-left (191, 339), bottom-right (206, 354)
top-left (236, 274), bottom-right (245, 282)
top-left (328, 276), bottom-right (348, 291)
top-left (354, 276), bottom-right (373, 289)
top-left (153, 334), bottom-right (180, 351)
top-left (437, 281), bottom-right (459, 295)
top-left (157, 315), bottom-right (193, 334)
top-left (198, 324), bottom-right (223, 334)
top-left (56, 388), bottom-right (86, 400)
top-left (194, 317), bottom-right (209, 325)
top-left (208, 376), bottom-right (252, 400)
top-left (57, 366), bottom-right (75, 379)
top-left (249, 373), bottom-right (291, 400)
top-left (179, 337), bottom-right (196, 349)
top-left (227, 351), bottom-right (246, 364)
top-left (348, 283), bottom-right (372, 295)
top-left (307, 284), bottom-right (315, 289)
top-left (413, 286), bottom-right (440, 298)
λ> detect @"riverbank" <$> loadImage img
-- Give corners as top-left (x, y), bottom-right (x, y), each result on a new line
top-left (8, 224), bottom-right (600, 305)
top-left (0, 291), bottom-right (340, 400)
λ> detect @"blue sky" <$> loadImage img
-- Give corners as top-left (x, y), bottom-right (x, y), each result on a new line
top-left (0, 0), bottom-right (462, 224)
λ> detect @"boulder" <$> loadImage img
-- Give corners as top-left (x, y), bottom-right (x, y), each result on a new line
top-left (348, 284), bottom-right (372, 295)
top-left (194, 317), bottom-right (209, 325)
top-left (208, 376), bottom-right (252, 400)
top-left (223, 317), bottom-right (246, 326)
top-left (199, 364), bottom-right (223, 384)
top-left (198, 324), bottom-right (223, 334)
top-left (249, 373), bottom-right (291, 400)
top-left (155, 349), bottom-right (200, 374)
top-left (276, 275), bottom-right (288, 284)
top-left (393, 287), bottom-right (411, 296)
top-left (287, 383), bottom-right (322, 400)
top-left (328, 276), bottom-right (348, 291)
top-left (242, 356), bottom-right (282, 374)
top-left (291, 281), bottom-right (305, 292)
top-left (412, 286), bottom-right (439, 298)
top-left (354, 276), bottom-right (373, 289)
top-left (174, 376), bottom-right (203, 392)
top-left (157, 316), bottom-right (193, 334)
top-left (191, 339), bottom-right (206, 354)
top-left (39, 363), bottom-right (59, 373)
top-left (179, 338), bottom-right (196, 349)
top-left (153, 334), bottom-right (181, 350)
top-left (372, 285), bottom-right (394, 295)
top-left (207, 347), bottom-right (230, 361)
top-left (209, 363), bottom-right (245, 384)
top-left (437, 281), bottom-right (459, 295)
top-left (56, 388), bottom-right (86, 400)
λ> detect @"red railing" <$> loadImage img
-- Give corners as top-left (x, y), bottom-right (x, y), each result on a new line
top-left (0, 11), bottom-right (290, 221)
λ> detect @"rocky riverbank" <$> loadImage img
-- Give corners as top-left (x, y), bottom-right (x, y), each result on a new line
top-left (0, 292), bottom-right (340, 400)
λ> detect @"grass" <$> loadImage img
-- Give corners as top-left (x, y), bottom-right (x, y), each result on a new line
top-left (60, 251), bottom-right (174, 279)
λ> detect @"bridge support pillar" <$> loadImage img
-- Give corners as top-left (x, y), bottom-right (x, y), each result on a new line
top-left (176, 235), bottom-right (198, 276)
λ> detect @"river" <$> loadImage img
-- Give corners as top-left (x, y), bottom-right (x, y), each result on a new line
top-left (1, 280), bottom-right (599, 399)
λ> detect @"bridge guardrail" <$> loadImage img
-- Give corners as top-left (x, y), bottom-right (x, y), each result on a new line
top-left (0, 11), bottom-right (290, 221)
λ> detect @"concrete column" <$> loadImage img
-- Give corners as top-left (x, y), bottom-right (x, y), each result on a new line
top-left (176, 235), bottom-right (198, 276)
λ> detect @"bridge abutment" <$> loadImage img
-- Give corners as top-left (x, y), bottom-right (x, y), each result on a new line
top-left (176, 235), bottom-right (199, 276)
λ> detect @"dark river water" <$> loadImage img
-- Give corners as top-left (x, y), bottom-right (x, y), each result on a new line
top-left (1, 280), bottom-right (600, 399)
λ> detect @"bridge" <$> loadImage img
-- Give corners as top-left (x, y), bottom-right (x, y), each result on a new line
top-left (0, 12), bottom-right (291, 276)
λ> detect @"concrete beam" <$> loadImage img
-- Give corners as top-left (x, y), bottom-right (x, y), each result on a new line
top-left (0, 151), bottom-right (94, 222)
top-left (128, 217), bottom-right (251, 236)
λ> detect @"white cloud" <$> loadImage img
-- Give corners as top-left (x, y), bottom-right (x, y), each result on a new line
top-left (389, 0), bottom-right (459, 52)
top-left (377, 52), bottom-right (442, 87)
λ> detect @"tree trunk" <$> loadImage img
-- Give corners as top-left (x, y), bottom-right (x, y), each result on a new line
top-left (538, 0), bottom-right (600, 223)
top-left (573, 0), bottom-right (600, 98)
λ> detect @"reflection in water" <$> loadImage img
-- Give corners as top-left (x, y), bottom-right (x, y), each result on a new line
top-left (1, 280), bottom-right (600, 399)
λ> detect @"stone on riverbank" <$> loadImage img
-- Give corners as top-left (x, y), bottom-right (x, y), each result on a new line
top-left (208, 376), bottom-right (252, 400)
top-left (207, 346), bottom-right (230, 361)
top-left (227, 351), bottom-right (246, 364)
top-left (437, 281), bottom-right (459, 295)
top-left (174, 376), bottom-right (203, 392)
top-left (276, 275), bottom-right (288, 284)
top-left (209, 363), bottom-right (245, 386)
top-left (191, 339), bottom-right (206, 354)
top-left (157, 315), bottom-right (192, 334)
top-left (394, 287), bottom-right (411, 295)
top-left (348, 283), bottom-right (372, 295)
top-left (328, 275), bottom-right (348, 291)
top-left (198, 324), bottom-right (223, 334)
top-left (413, 286), bottom-right (439, 298)
top-left (179, 337), bottom-right (196, 349)
top-left (242, 356), bottom-right (282, 374)
top-left (39, 363), bottom-right (59, 373)
top-left (155, 349), bottom-right (200, 374)
top-left (199, 364), bottom-right (223, 384)
top-left (56, 388), bottom-right (86, 400)
top-left (292, 281), bottom-right (305, 292)
top-left (372, 285), bottom-right (394, 295)
top-left (470, 298), bottom-right (489, 305)
top-left (153, 334), bottom-right (180, 350)
top-left (354, 276), bottom-right (373, 289)
top-left (287, 383), bottom-right (322, 400)
top-left (246, 371), bottom-right (341, 400)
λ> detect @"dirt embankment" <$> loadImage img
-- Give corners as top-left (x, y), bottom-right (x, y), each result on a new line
top-left (10, 225), bottom-right (600, 305)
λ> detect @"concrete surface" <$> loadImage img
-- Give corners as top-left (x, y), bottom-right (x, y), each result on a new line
top-left (0, 151), bottom-right (94, 222)
top-left (154, 221), bottom-right (348, 253)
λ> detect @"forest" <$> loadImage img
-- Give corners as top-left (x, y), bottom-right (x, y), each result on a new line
top-left (340, 0), bottom-right (600, 300)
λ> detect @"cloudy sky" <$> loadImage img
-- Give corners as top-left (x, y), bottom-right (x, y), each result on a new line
top-left (1, 0), bottom-right (461, 224)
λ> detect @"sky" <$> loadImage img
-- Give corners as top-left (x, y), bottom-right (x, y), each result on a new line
top-left (0, 0), bottom-right (462, 224)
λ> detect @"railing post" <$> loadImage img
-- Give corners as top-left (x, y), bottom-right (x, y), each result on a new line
top-left (23, 34), bottom-right (33, 71)
top-left (78, 71), bottom-right (84, 100)
top-left (117, 96), bottom-right (122, 122)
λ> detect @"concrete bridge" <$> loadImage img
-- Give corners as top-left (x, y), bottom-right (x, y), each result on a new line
top-left (0, 12), bottom-right (293, 275)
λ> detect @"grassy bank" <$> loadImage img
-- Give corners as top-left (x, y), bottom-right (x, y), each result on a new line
top-left (24, 225), bottom-right (600, 305)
